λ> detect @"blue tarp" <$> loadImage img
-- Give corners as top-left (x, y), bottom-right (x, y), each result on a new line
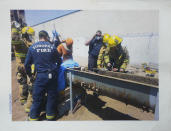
top-left (57, 59), bottom-right (79, 92)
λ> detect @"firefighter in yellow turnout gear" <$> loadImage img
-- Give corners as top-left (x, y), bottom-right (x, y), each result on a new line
top-left (97, 34), bottom-right (129, 72)
top-left (21, 27), bottom-right (36, 113)
top-left (11, 26), bottom-right (35, 108)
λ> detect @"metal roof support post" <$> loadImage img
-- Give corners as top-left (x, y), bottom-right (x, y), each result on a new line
top-left (69, 71), bottom-right (73, 113)
top-left (154, 91), bottom-right (159, 120)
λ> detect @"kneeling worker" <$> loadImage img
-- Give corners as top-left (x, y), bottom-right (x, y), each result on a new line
top-left (97, 34), bottom-right (129, 72)
top-left (25, 30), bottom-right (62, 121)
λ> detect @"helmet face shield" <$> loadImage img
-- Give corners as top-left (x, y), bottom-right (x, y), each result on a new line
top-left (28, 34), bottom-right (35, 43)
top-left (21, 26), bottom-right (35, 45)
top-left (22, 33), bottom-right (35, 47)
top-left (22, 33), bottom-right (34, 41)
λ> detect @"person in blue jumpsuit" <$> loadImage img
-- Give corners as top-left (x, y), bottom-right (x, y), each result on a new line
top-left (85, 30), bottom-right (103, 71)
top-left (24, 30), bottom-right (62, 121)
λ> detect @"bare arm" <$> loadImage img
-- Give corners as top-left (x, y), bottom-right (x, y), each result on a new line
top-left (57, 44), bottom-right (62, 56)
top-left (85, 34), bottom-right (96, 46)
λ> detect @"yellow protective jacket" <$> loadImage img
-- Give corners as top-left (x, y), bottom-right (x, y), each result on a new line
top-left (97, 45), bottom-right (110, 69)
top-left (11, 28), bottom-right (29, 63)
top-left (97, 44), bottom-right (129, 70)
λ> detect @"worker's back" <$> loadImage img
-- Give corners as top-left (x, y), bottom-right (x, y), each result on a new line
top-left (109, 45), bottom-right (129, 68)
top-left (25, 30), bottom-right (61, 121)
top-left (26, 41), bottom-right (61, 73)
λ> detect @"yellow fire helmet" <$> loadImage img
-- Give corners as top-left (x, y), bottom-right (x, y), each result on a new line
top-left (103, 33), bottom-right (111, 43)
top-left (22, 26), bottom-right (35, 35)
top-left (108, 35), bottom-right (123, 47)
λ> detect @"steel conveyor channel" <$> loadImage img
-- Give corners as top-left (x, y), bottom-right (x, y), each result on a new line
top-left (67, 68), bottom-right (159, 112)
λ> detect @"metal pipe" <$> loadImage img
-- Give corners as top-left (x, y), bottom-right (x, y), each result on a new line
top-left (69, 72), bottom-right (73, 112)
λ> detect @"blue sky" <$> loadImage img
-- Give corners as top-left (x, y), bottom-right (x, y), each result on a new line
top-left (25, 10), bottom-right (78, 26)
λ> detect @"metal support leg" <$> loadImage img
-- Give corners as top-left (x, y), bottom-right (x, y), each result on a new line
top-left (154, 91), bottom-right (159, 120)
top-left (69, 72), bottom-right (73, 113)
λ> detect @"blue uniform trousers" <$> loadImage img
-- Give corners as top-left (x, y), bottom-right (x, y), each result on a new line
top-left (88, 55), bottom-right (98, 71)
top-left (30, 71), bottom-right (58, 119)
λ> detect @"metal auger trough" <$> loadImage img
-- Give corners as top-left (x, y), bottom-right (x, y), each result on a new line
top-left (66, 68), bottom-right (159, 112)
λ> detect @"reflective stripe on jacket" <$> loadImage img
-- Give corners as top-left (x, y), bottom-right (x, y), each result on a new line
top-left (15, 52), bottom-right (27, 58)
top-left (97, 44), bottom-right (129, 70)
top-left (97, 45), bottom-right (110, 69)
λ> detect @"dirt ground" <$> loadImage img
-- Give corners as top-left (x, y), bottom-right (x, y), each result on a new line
top-left (12, 59), bottom-right (28, 121)
top-left (12, 59), bottom-right (154, 121)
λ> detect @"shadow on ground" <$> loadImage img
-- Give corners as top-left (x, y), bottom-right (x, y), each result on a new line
top-left (84, 94), bottom-right (137, 120)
